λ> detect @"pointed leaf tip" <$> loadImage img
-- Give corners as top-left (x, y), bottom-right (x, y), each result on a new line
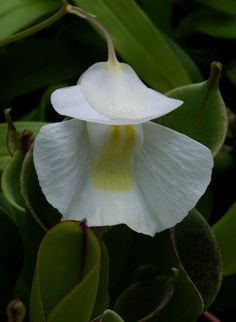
top-left (208, 62), bottom-right (222, 91)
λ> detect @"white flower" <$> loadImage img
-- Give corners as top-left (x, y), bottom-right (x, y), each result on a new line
top-left (33, 61), bottom-right (213, 236)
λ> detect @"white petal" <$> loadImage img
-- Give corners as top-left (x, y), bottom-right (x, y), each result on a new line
top-left (135, 122), bottom-right (213, 233)
top-left (51, 62), bottom-right (183, 125)
top-left (73, 183), bottom-right (158, 236)
top-left (51, 85), bottom-right (162, 125)
top-left (33, 119), bottom-right (90, 215)
top-left (80, 62), bottom-right (182, 121)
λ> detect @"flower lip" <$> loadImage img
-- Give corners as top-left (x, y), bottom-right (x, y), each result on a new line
top-left (51, 61), bottom-right (183, 125)
top-left (33, 119), bottom-right (213, 236)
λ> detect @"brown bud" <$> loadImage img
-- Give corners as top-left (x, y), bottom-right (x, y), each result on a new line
top-left (6, 299), bottom-right (26, 322)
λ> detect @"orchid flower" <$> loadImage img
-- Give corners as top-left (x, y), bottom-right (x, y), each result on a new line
top-left (33, 60), bottom-right (213, 236)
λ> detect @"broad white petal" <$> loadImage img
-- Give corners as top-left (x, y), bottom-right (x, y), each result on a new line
top-left (72, 183), bottom-right (158, 236)
top-left (79, 62), bottom-right (183, 121)
top-left (135, 122), bottom-right (213, 233)
top-left (33, 119), bottom-right (90, 215)
top-left (51, 85), bottom-right (164, 125)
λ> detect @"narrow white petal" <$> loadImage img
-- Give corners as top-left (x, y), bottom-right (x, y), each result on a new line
top-left (33, 119), bottom-right (90, 215)
top-left (135, 122), bottom-right (213, 233)
top-left (80, 62), bottom-right (183, 121)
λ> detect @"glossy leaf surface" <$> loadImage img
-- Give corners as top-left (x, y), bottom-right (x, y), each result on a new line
top-left (213, 203), bottom-right (236, 276)
top-left (30, 221), bottom-right (101, 322)
top-left (158, 62), bottom-right (227, 156)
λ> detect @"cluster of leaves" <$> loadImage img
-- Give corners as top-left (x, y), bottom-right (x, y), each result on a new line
top-left (1, 0), bottom-right (236, 321)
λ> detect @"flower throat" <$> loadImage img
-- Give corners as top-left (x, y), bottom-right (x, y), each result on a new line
top-left (91, 125), bottom-right (136, 192)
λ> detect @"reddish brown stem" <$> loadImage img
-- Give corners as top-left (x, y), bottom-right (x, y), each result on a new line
top-left (203, 310), bottom-right (222, 322)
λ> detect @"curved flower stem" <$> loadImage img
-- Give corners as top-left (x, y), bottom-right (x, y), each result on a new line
top-left (202, 310), bottom-right (222, 322)
top-left (66, 3), bottom-right (118, 65)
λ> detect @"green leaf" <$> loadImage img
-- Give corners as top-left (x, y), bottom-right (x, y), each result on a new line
top-left (0, 122), bottom-right (44, 172)
top-left (0, 0), bottom-right (66, 46)
top-left (158, 270), bottom-right (203, 322)
top-left (1, 149), bottom-right (26, 214)
top-left (19, 84), bottom-right (67, 122)
top-left (196, 0), bottom-right (236, 16)
top-left (103, 225), bottom-right (204, 322)
top-left (30, 221), bottom-right (101, 322)
top-left (0, 205), bottom-right (20, 316)
top-left (102, 225), bottom-right (136, 298)
top-left (196, 187), bottom-right (213, 221)
top-left (139, 0), bottom-right (172, 33)
top-left (158, 62), bottom-right (227, 156)
top-left (0, 36), bottom-right (87, 104)
top-left (226, 64), bottom-right (236, 87)
top-left (177, 9), bottom-right (236, 39)
top-left (0, 137), bottom-right (46, 306)
top-left (13, 211), bottom-right (45, 309)
top-left (175, 209), bottom-right (222, 308)
top-left (0, 193), bottom-right (16, 224)
top-left (0, 155), bottom-right (10, 174)
top-left (20, 149), bottom-right (61, 231)
top-left (4, 108), bottom-right (21, 156)
top-left (162, 33), bottom-right (202, 83)
top-left (100, 310), bottom-right (125, 322)
top-left (214, 274), bottom-right (236, 311)
top-left (73, 0), bottom-right (191, 91)
top-left (92, 239), bottom-right (110, 318)
top-left (0, 121), bottom-right (45, 156)
top-left (114, 271), bottom-right (177, 322)
top-left (212, 202), bottom-right (236, 276)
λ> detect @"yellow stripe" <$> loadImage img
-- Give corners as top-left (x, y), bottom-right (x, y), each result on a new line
top-left (91, 125), bottom-right (136, 192)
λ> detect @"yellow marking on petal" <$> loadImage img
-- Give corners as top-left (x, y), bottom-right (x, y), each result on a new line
top-left (91, 125), bottom-right (136, 192)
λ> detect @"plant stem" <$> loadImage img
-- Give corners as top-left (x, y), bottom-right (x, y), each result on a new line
top-left (203, 310), bottom-right (222, 322)
top-left (66, 4), bottom-right (118, 65)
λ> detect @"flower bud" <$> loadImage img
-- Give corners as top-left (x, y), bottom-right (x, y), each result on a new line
top-left (6, 299), bottom-right (26, 322)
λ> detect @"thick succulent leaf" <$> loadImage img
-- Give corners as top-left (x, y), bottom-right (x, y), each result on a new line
top-left (92, 239), bottom-right (110, 318)
top-left (100, 309), bottom-right (125, 322)
top-left (0, 122), bottom-right (45, 154)
top-left (212, 203), bottom-right (236, 276)
top-left (0, 122), bottom-right (45, 172)
top-left (4, 108), bottom-right (21, 156)
top-left (73, 0), bottom-right (191, 92)
top-left (1, 149), bottom-right (26, 214)
top-left (30, 221), bottom-right (101, 322)
top-left (114, 271), bottom-right (177, 322)
top-left (175, 209), bottom-right (222, 308)
top-left (0, 204), bottom-right (20, 318)
top-left (196, 187), bottom-right (213, 221)
top-left (102, 225), bottom-right (204, 322)
top-left (158, 62), bottom-right (227, 156)
top-left (214, 274), bottom-right (236, 311)
top-left (158, 270), bottom-right (203, 322)
top-left (0, 193), bottom-right (16, 224)
top-left (13, 211), bottom-right (45, 308)
top-left (20, 149), bottom-right (61, 230)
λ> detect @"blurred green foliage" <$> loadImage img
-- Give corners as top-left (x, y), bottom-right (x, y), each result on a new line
top-left (1, 0), bottom-right (236, 321)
